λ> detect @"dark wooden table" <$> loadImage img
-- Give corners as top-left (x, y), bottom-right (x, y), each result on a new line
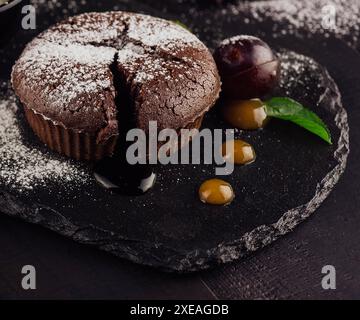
top-left (1, 165), bottom-right (359, 300)
top-left (0, 0), bottom-right (359, 300)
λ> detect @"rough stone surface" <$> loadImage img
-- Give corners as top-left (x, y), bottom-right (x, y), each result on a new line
top-left (0, 50), bottom-right (350, 272)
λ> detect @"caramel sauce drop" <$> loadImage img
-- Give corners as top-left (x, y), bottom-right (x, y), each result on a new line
top-left (222, 140), bottom-right (256, 165)
top-left (199, 179), bottom-right (235, 206)
top-left (223, 98), bottom-right (269, 130)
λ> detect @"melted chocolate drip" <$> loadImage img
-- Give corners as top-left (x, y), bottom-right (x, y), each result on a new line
top-left (94, 52), bottom-right (156, 196)
top-left (94, 157), bottom-right (156, 196)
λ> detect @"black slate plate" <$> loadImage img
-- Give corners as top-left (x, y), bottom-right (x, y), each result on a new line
top-left (0, 0), bottom-right (354, 272)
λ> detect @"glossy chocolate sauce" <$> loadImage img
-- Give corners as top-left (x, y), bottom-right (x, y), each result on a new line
top-left (94, 157), bottom-right (156, 196)
top-left (94, 52), bottom-right (156, 196)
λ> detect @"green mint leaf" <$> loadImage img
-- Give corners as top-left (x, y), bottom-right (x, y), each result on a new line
top-left (264, 97), bottom-right (332, 145)
top-left (173, 20), bottom-right (191, 32)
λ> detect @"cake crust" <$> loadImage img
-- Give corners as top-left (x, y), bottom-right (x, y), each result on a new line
top-left (11, 11), bottom-right (221, 159)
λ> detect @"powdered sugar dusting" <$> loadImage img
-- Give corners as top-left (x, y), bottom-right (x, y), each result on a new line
top-left (22, 41), bottom-right (116, 65)
top-left (117, 43), bottom-right (147, 68)
top-left (278, 50), bottom-right (324, 98)
top-left (116, 42), bottom-right (193, 85)
top-left (40, 13), bottom-right (126, 46)
top-left (220, 35), bottom-right (261, 46)
top-left (127, 13), bottom-right (203, 51)
top-left (29, 0), bottom-right (360, 53)
top-left (14, 40), bottom-right (116, 111)
top-left (0, 94), bottom-right (90, 193)
top-left (224, 0), bottom-right (360, 50)
top-left (13, 10), bottom-right (210, 117)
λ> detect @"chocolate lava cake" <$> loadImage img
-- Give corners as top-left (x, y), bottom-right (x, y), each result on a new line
top-left (11, 11), bottom-right (221, 160)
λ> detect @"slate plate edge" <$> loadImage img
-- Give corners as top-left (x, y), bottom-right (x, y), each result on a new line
top-left (0, 67), bottom-right (350, 273)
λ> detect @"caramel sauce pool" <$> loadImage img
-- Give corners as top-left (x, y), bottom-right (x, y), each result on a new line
top-left (199, 179), bottom-right (235, 206)
top-left (222, 139), bottom-right (256, 165)
top-left (223, 98), bottom-right (269, 130)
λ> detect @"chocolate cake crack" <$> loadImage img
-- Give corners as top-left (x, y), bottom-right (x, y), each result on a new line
top-left (109, 52), bottom-right (138, 146)
top-left (11, 11), bottom-right (221, 160)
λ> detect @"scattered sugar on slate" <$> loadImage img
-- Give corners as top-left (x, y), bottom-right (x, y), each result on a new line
top-left (0, 94), bottom-right (90, 193)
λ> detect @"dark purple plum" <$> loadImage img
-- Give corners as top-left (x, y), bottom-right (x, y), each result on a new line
top-left (214, 35), bottom-right (281, 99)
